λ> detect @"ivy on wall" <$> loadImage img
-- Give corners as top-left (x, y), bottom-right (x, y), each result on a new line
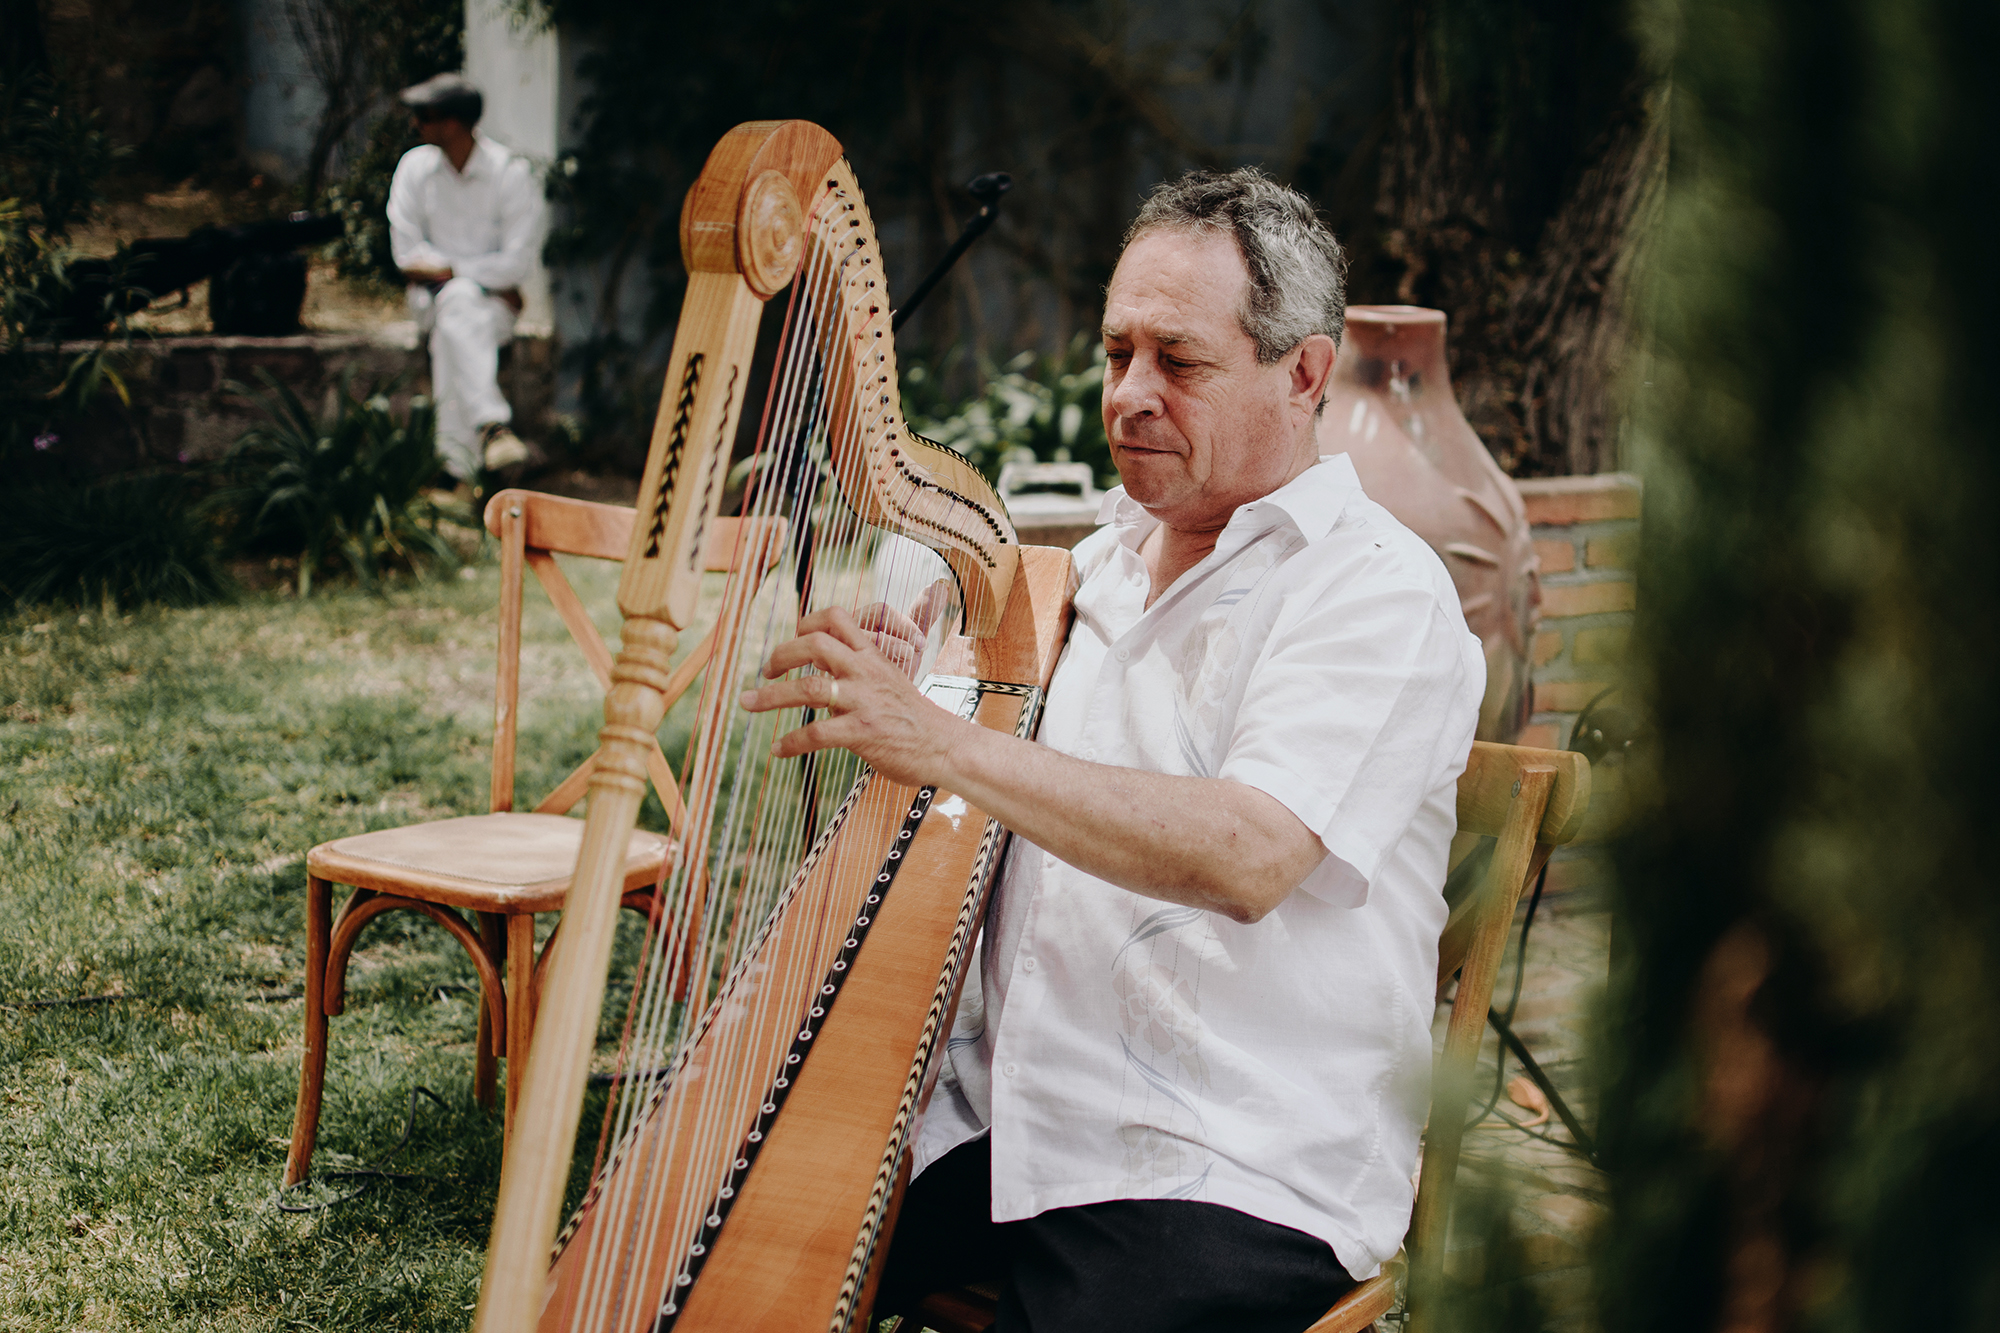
top-left (540, 0), bottom-right (1653, 479)
top-left (538, 0), bottom-right (1393, 473)
top-left (1352, 0), bottom-right (1660, 476)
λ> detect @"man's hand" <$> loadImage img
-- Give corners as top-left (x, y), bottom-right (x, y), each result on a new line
top-left (739, 597), bottom-right (1329, 924)
top-left (855, 578), bottom-right (955, 680)
top-left (403, 266), bottom-right (454, 286)
top-left (738, 605), bottom-right (970, 787)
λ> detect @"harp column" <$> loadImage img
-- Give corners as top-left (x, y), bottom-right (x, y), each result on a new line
top-left (473, 137), bottom-right (817, 1333)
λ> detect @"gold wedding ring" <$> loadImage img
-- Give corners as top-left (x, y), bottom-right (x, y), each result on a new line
top-left (825, 678), bottom-right (840, 712)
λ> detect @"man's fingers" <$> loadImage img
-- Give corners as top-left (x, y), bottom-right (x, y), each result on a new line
top-left (793, 606), bottom-right (875, 655)
top-left (855, 601), bottom-right (923, 645)
top-left (769, 715), bottom-right (849, 760)
top-left (909, 579), bottom-right (956, 636)
top-left (762, 630), bottom-right (858, 680)
top-left (740, 674), bottom-right (842, 715)
top-left (870, 632), bottom-right (919, 675)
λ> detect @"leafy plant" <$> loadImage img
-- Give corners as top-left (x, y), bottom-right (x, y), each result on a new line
top-left (903, 335), bottom-right (1111, 488)
top-left (0, 66), bottom-right (117, 241)
top-left (218, 371), bottom-right (464, 594)
top-left (0, 474), bottom-right (232, 610)
top-left (0, 68), bottom-right (132, 461)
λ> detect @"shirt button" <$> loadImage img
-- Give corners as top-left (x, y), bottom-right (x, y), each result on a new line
top-left (1003, 1062), bottom-right (1019, 1078)
top-left (1022, 957), bottom-right (1038, 973)
top-left (1115, 646), bottom-right (1130, 662)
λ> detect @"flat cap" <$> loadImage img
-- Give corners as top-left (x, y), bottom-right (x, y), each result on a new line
top-left (398, 72), bottom-right (483, 125)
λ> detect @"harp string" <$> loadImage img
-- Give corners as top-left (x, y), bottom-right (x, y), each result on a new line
top-left (575, 233), bottom-right (834, 1332)
top-left (566, 175), bottom-right (953, 1332)
top-left (572, 220), bottom-right (837, 1333)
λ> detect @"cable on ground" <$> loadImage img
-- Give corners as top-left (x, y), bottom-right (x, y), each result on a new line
top-left (276, 1086), bottom-right (450, 1212)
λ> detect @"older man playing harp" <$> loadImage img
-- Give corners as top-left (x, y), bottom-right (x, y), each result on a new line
top-left (743, 169), bottom-right (1483, 1332)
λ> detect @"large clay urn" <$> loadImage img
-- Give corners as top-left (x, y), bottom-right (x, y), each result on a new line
top-left (1318, 305), bottom-right (1540, 742)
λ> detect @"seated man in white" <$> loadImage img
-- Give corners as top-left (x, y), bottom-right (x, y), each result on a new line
top-left (387, 72), bottom-right (545, 482)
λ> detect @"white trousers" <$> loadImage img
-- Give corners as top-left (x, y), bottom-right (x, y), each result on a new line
top-left (409, 277), bottom-right (516, 480)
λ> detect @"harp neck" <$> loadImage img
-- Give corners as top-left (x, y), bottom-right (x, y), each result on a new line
top-left (621, 120), bottom-right (1019, 636)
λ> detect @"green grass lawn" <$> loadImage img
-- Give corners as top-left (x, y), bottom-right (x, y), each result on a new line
top-left (0, 555), bottom-right (668, 1331)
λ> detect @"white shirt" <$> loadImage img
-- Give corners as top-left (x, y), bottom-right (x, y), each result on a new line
top-left (387, 135), bottom-right (544, 291)
top-left (915, 454), bottom-right (1484, 1280)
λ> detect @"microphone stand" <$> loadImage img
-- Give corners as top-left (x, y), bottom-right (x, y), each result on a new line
top-left (891, 172), bottom-right (1011, 333)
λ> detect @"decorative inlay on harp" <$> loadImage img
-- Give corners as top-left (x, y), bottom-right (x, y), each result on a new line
top-left (471, 122), bottom-right (1074, 1333)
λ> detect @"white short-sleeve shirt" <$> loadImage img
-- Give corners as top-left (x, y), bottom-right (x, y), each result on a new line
top-left (914, 454), bottom-right (1484, 1280)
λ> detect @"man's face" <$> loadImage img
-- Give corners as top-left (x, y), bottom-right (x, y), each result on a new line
top-left (1101, 228), bottom-right (1321, 534)
top-left (413, 113), bottom-right (461, 147)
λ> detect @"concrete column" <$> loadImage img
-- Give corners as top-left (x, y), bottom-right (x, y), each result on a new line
top-left (237, 0), bottom-right (319, 183)
top-left (464, 0), bottom-right (558, 330)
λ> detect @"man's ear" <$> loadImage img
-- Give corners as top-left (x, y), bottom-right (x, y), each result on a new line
top-left (1290, 334), bottom-right (1337, 415)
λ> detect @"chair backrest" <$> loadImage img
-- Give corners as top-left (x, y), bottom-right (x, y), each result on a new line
top-left (1406, 740), bottom-right (1590, 1331)
top-left (481, 489), bottom-right (786, 835)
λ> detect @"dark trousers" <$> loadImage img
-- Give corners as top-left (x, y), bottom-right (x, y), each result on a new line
top-left (872, 1137), bottom-right (1356, 1333)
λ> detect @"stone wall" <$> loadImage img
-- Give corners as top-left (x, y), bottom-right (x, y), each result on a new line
top-left (33, 331), bottom-right (555, 479)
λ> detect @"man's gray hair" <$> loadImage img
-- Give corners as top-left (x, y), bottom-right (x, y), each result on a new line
top-left (1124, 167), bottom-right (1347, 364)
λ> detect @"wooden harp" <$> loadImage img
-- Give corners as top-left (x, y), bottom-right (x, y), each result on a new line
top-left (472, 121), bottom-right (1072, 1333)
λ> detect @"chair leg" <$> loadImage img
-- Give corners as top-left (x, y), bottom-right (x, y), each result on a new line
top-left (284, 874), bottom-right (334, 1188)
top-left (475, 912), bottom-right (504, 1112)
top-left (504, 913), bottom-right (537, 1149)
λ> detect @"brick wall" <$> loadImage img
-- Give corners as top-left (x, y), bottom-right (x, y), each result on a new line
top-left (1516, 472), bottom-right (1640, 898)
top-left (1518, 473), bottom-right (1641, 750)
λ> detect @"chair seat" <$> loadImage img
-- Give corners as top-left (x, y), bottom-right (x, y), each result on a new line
top-left (308, 812), bottom-right (676, 913)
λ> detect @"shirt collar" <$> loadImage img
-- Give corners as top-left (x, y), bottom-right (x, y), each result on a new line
top-left (449, 134), bottom-right (498, 179)
top-left (1092, 453), bottom-right (1363, 547)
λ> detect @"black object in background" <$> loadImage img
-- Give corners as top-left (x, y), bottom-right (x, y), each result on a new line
top-left (54, 212), bottom-right (342, 337)
top-left (892, 172), bottom-right (1011, 335)
top-left (210, 251), bottom-right (310, 337)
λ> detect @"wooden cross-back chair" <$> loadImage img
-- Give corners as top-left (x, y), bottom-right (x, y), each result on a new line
top-left (281, 489), bottom-right (787, 1189)
top-left (908, 740), bottom-right (1590, 1333)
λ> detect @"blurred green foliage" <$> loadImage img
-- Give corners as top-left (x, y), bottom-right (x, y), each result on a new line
top-left (321, 113), bottom-right (427, 290)
top-left (1602, 1), bottom-right (2000, 1330)
top-left (0, 68), bottom-right (116, 240)
top-left (217, 372), bottom-right (464, 596)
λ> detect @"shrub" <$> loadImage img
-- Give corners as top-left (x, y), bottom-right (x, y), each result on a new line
top-left (903, 336), bottom-right (1111, 488)
top-left (0, 474), bottom-right (232, 610)
top-left (218, 370), bottom-right (465, 594)
top-left (322, 111), bottom-right (423, 289)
